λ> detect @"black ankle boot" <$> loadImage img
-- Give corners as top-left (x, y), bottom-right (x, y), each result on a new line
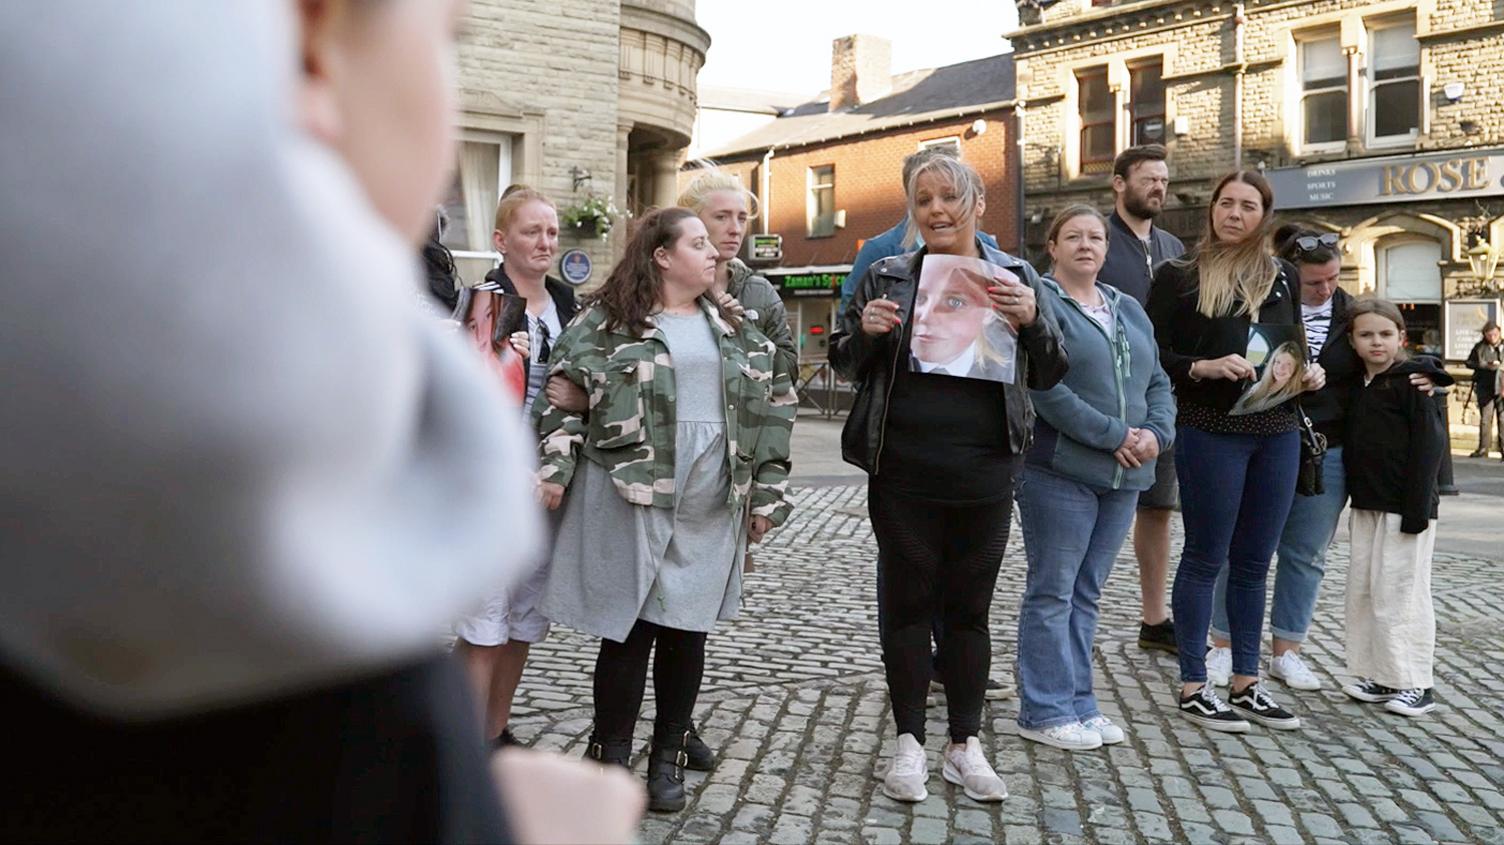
top-left (683, 721), bottom-right (716, 772)
top-left (646, 723), bottom-right (690, 812)
top-left (584, 732), bottom-right (632, 769)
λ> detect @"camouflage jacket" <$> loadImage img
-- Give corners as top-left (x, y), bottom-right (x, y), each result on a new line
top-left (726, 258), bottom-right (797, 377)
top-left (533, 297), bottom-right (797, 525)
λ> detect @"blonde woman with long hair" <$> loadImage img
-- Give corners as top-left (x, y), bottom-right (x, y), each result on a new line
top-left (1145, 171), bottom-right (1326, 734)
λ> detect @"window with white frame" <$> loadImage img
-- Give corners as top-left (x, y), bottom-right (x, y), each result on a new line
top-left (1077, 67), bottom-right (1114, 175)
top-left (918, 136), bottom-right (962, 155)
top-left (1298, 32), bottom-right (1348, 149)
top-left (441, 133), bottom-right (513, 253)
top-left (1367, 19), bottom-right (1421, 144)
top-left (439, 132), bottom-right (514, 283)
top-left (807, 165), bottom-right (836, 238)
top-left (1129, 60), bottom-right (1166, 145)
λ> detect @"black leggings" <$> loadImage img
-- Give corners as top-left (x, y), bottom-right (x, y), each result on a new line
top-left (870, 482), bottom-right (1014, 744)
top-left (593, 619), bottom-right (707, 741)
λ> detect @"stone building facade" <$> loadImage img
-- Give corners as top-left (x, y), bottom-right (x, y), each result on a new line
top-left (1011, 0), bottom-right (1504, 360)
top-left (445, 0), bottom-right (709, 284)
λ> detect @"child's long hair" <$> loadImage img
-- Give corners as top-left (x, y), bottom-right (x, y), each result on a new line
top-left (1177, 171), bottom-right (1278, 318)
top-left (1346, 297), bottom-right (1410, 361)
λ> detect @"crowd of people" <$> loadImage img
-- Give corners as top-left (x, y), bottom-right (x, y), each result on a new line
top-left (427, 142), bottom-right (1453, 810)
top-left (2, 2), bottom-right (1464, 839)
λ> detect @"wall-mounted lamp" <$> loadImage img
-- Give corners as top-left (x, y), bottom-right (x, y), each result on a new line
top-left (971, 118), bottom-right (988, 136)
top-left (1468, 239), bottom-right (1499, 283)
top-left (570, 166), bottom-right (593, 192)
top-left (1443, 81), bottom-right (1465, 103)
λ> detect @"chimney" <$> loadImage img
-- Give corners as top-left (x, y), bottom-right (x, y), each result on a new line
top-left (829, 34), bottom-right (892, 112)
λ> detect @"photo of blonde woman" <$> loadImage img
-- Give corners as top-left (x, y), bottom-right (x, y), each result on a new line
top-left (1231, 336), bottom-right (1308, 416)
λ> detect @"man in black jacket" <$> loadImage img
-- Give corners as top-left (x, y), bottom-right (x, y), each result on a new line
top-left (1465, 321), bottom-right (1502, 457)
top-left (1095, 145), bottom-right (1185, 656)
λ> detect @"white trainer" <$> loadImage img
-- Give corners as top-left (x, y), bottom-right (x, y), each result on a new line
top-left (942, 737), bottom-right (1008, 802)
top-left (1017, 721), bottom-right (1104, 751)
top-left (1269, 651), bottom-right (1322, 691)
top-left (1081, 715), bottom-right (1126, 745)
top-left (881, 733), bottom-right (929, 802)
top-left (1206, 647), bottom-right (1233, 687)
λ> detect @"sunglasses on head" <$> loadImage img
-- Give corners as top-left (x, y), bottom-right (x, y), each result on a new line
top-left (1292, 232), bottom-right (1339, 253)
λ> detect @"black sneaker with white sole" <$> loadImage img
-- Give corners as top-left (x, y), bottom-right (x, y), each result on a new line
top-left (1228, 682), bottom-right (1302, 730)
top-left (1177, 684), bottom-right (1250, 733)
top-left (1384, 687), bottom-right (1436, 717)
top-left (1342, 678), bottom-right (1402, 703)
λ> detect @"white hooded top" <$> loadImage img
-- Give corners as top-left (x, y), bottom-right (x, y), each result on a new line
top-left (0, 2), bottom-right (541, 718)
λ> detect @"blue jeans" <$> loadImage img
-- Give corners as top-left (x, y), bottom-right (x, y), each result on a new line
top-left (1211, 445), bottom-right (1347, 643)
top-left (1172, 426), bottom-right (1299, 683)
top-left (1016, 467), bottom-right (1138, 728)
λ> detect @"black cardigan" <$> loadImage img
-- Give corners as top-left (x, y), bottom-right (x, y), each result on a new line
top-left (1345, 357), bottom-right (1448, 534)
top-left (1145, 256), bottom-right (1301, 414)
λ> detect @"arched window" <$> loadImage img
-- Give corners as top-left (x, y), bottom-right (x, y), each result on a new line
top-left (1379, 239), bottom-right (1443, 355)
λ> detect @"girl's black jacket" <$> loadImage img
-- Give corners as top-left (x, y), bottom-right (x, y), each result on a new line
top-left (1345, 357), bottom-right (1449, 534)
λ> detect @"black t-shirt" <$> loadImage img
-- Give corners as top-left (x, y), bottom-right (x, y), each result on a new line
top-left (875, 318), bottom-right (1014, 504)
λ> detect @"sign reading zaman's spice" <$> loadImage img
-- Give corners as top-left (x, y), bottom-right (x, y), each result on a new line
top-left (1267, 148), bottom-right (1504, 210)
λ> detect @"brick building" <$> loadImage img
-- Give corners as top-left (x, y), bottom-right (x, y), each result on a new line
top-left (1010, 0), bottom-right (1504, 360)
top-left (689, 36), bottom-right (1020, 366)
top-left (445, 0), bottom-right (710, 284)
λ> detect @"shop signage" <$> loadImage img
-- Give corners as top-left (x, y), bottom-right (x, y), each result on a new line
top-left (1445, 298), bottom-right (1501, 361)
top-left (1267, 148), bottom-right (1504, 210)
top-left (764, 266), bottom-right (850, 298)
top-left (750, 233), bottom-right (783, 262)
top-left (559, 249), bottom-right (592, 286)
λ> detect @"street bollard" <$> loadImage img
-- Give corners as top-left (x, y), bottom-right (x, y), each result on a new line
top-left (1436, 385), bottom-right (1460, 496)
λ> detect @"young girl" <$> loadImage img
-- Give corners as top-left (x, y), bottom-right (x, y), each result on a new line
top-left (1341, 299), bottom-right (1448, 717)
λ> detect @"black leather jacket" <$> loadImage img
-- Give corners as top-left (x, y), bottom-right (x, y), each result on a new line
top-left (829, 242), bottom-right (1069, 474)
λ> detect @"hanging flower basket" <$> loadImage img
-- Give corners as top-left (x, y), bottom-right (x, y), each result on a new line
top-left (561, 194), bottom-right (623, 241)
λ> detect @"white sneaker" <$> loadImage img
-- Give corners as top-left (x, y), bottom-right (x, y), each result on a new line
top-left (1269, 651), bottom-right (1322, 691)
top-left (1206, 647), bottom-right (1232, 687)
top-left (1017, 721), bottom-right (1104, 751)
top-left (881, 733), bottom-right (929, 802)
top-left (1081, 715), bottom-right (1126, 745)
top-left (942, 737), bottom-right (1008, 802)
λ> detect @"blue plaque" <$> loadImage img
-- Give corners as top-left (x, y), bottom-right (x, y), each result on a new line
top-left (559, 248), bottom-right (592, 286)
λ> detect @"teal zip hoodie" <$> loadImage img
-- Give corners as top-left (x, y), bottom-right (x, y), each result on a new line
top-left (1026, 275), bottom-right (1176, 491)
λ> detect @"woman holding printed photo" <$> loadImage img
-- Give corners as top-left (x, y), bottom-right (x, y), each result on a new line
top-left (1146, 171), bottom-right (1325, 734)
top-left (831, 155), bottom-right (1066, 803)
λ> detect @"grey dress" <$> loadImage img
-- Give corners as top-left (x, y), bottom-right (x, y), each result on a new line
top-left (542, 311), bottom-right (746, 643)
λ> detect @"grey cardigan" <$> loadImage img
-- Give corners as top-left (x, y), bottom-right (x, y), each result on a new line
top-left (1026, 275), bottom-right (1176, 491)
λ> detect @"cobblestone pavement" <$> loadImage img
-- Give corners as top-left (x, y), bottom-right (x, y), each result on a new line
top-left (512, 485), bottom-right (1504, 844)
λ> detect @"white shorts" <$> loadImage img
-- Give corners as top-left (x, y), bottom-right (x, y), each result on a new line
top-left (453, 560), bottom-right (552, 645)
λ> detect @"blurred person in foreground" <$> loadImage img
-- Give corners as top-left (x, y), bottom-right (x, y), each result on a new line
top-left (0, 1), bottom-right (640, 842)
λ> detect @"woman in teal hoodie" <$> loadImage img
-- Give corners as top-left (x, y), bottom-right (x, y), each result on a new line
top-left (1015, 206), bottom-right (1176, 751)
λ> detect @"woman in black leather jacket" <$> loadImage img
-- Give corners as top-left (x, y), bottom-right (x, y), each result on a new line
top-left (829, 154), bottom-right (1066, 804)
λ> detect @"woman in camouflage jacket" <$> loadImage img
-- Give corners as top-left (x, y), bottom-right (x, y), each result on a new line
top-left (533, 208), bottom-right (797, 812)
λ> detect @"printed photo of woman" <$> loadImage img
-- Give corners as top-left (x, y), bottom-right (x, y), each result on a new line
top-left (910, 254), bottom-right (1018, 383)
top-left (1231, 339), bottom-right (1307, 415)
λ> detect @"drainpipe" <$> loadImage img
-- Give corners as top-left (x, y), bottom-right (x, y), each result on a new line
top-left (1232, 3), bottom-right (1247, 169)
top-left (1015, 102), bottom-right (1028, 258)
top-left (760, 147), bottom-right (774, 235)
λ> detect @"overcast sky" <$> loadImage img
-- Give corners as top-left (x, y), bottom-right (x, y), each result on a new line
top-left (696, 1), bottom-right (1020, 97)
